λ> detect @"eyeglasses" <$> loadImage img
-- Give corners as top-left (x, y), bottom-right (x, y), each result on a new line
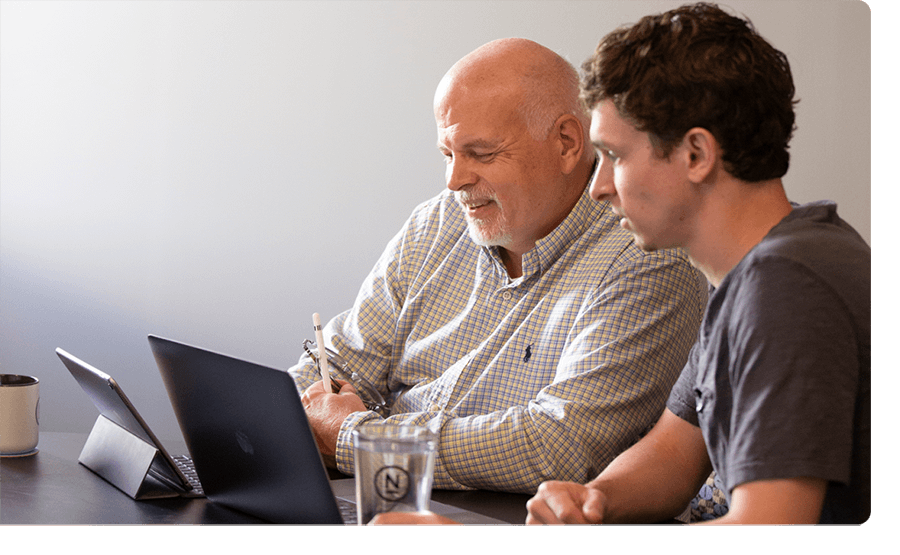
top-left (301, 339), bottom-right (390, 417)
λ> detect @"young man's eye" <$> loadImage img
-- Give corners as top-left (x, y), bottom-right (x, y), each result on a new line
top-left (594, 147), bottom-right (618, 163)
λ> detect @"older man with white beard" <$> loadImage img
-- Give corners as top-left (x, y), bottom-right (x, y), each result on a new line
top-left (291, 38), bottom-right (707, 494)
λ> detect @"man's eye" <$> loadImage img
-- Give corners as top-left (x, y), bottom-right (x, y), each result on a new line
top-left (604, 149), bottom-right (618, 161)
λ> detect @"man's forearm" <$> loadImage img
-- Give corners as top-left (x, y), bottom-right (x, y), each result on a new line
top-left (586, 409), bottom-right (712, 523)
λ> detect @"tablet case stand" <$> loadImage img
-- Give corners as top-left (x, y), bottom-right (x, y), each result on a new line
top-left (79, 414), bottom-right (181, 500)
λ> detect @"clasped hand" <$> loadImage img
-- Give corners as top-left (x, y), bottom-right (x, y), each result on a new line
top-left (525, 480), bottom-right (608, 524)
top-left (301, 379), bottom-right (367, 467)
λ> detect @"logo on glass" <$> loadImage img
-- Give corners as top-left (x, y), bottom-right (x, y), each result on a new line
top-left (374, 465), bottom-right (410, 502)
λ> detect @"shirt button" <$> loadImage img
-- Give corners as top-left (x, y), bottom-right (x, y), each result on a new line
top-left (501, 291), bottom-right (512, 301)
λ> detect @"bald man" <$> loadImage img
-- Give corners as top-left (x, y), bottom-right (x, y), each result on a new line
top-left (292, 38), bottom-right (707, 494)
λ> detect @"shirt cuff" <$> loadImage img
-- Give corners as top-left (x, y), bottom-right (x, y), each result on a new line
top-left (335, 410), bottom-right (383, 475)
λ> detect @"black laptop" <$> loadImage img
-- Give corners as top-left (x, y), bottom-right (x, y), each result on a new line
top-left (146, 335), bottom-right (504, 524)
top-left (147, 334), bottom-right (349, 523)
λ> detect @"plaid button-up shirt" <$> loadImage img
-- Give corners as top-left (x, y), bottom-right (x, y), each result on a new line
top-left (291, 186), bottom-right (706, 493)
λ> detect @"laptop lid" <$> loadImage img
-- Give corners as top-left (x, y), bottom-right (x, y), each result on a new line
top-left (147, 334), bottom-right (345, 524)
top-left (56, 348), bottom-right (197, 496)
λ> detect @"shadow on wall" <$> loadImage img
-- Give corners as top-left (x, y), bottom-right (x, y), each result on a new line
top-left (1, 254), bottom-right (184, 440)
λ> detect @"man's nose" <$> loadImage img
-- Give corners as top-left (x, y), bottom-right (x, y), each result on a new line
top-left (446, 157), bottom-right (476, 191)
top-left (589, 157), bottom-right (615, 202)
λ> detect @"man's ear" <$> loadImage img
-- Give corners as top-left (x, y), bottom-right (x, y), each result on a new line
top-left (553, 114), bottom-right (585, 175)
top-left (683, 127), bottom-right (719, 183)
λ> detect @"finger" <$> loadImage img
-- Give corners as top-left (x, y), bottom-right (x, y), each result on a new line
top-left (526, 487), bottom-right (571, 524)
top-left (337, 381), bottom-right (359, 395)
top-left (302, 380), bottom-right (327, 397)
top-left (527, 482), bottom-right (593, 524)
top-left (525, 497), bottom-right (561, 524)
top-left (581, 488), bottom-right (605, 523)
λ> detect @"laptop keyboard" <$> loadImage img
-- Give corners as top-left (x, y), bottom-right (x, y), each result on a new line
top-left (172, 454), bottom-right (205, 496)
top-left (338, 498), bottom-right (358, 524)
top-left (171, 454), bottom-right (358, 523)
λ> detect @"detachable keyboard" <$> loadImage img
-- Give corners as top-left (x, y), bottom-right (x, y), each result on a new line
top-left (171, 454), bottom-right (205, 496)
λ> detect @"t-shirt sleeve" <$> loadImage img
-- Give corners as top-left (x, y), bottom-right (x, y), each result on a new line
top-left (666, 342), bottom-right (701, 427)
top-left (723, 258), bottom-right (859, 488)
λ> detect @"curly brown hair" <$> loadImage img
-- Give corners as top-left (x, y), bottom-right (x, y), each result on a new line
top-left (581, 2), bottom-right (797, 182)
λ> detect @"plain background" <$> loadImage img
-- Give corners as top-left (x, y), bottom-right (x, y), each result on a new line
top-left (1, 0), bottom-right (873, 444)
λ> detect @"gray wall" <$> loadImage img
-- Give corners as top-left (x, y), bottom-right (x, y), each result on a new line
top-left (1, 0), bottom-right (871, 440)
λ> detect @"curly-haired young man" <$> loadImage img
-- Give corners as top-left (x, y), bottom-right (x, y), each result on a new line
top-left (526, 2), bottom-right (870, 524)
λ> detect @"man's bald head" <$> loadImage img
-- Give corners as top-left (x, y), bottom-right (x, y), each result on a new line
top-left (435, 38), bottom-right (587, 140)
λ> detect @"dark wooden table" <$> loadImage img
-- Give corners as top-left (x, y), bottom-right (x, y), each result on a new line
top-left (1, 432), bottom-right (531, 524)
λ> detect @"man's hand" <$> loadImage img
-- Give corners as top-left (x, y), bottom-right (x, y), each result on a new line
top-left (301, 380), bottom-right (366, 467)
top-left (525, 480), bottom-right (606, 524)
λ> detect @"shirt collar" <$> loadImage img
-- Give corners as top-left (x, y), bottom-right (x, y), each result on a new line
top-left (484, 184), bottom-right (604, 281)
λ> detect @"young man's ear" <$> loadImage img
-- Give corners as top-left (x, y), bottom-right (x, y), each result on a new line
top-left (683, 127), bottom-right (719, 183)
top-left (554, 114), bottom-right (585, 175)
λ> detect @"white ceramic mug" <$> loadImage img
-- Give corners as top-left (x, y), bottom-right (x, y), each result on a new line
top-left (0, 374), bottom-right (40, 456)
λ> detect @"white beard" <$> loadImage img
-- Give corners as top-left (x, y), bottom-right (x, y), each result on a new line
top-left (466, 218), bottom-right (512, 248)
top-left (456, 191), bottom-right (512, 248)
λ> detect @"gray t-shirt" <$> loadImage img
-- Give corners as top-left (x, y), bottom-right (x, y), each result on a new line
top-left (667, 201), bottom-right (870, 524)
